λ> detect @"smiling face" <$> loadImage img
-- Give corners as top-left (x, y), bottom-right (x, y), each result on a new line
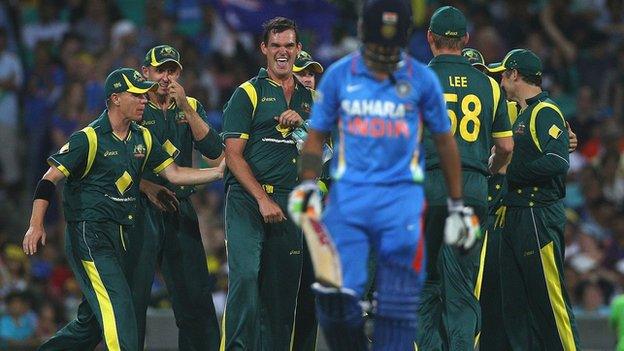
top-left (261, 29), bottom-right (301, 81)
top-left (142, 62), bottom-right (181, 96)
top-left (294, 68), bottom-right (316, 89)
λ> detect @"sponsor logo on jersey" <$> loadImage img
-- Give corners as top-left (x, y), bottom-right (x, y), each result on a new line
top-left (341, 100), bottom-right (406, 118)
top-left (261, 97), bottom-right (277, 102)
top-left (141, 120), bottom-right (156, 126)
top-left (104, 150), bottom-right (119, 157)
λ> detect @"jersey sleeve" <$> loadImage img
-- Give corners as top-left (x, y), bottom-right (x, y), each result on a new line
top-left (419, 68), bottom-right (450, 134)
top-left (145, 131), bottom-right (175, 174)
top-left (222, 84), bottom-right (255, 140)
top-left (192, 99), bottom-right (223, 159)
top-left (47, 131), bottom-right (89, 179)
top-left (489, 78), bottom-right (512, 138)
top-left (309, 65), bottom-right (340, 132)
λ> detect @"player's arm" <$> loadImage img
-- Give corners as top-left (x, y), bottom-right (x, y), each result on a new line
top-left (488, 77), bottom-right (514, 174)
top-left (158, 160), bottom-right (224, 185)
top-left (168, 79), bottom-right (209, 141)
top-left (507, 108), bottom-right (569, 183)
top-left (222, 84), bottom-right (285, 223)
top-left (23, 167), bottom-right (65, 255)
top-left (299, 129), bottom-right (326, 180)
top-left (225, 138), bottom-right (285, 223)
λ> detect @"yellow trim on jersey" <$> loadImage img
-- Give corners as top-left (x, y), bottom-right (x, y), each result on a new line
top-left (162, 139), bottom-right (180, 158)
top-left (529, 102), bottom-right (565, 152)
top-left (153, 157), bottom-right (174, 174)
top-left (240, 133), bottom-right (250, 140)
top-left (115, 171), bottom-right (133, 195)
top-left (488, 77), bottom-right (501, 120)
top-left (56, 164), bottom-right (70, 177)
top-left (539, 241), bottom-right (577, 351)
top-left (240, 82), bottom-right (258, 116)
top-left (494, 206), bottom-right (507, 229)
top-left (219, 303), bottom-right (227, 351)
top-left (186, 96), bottom-right (198, 111)
top-left (474, 230), bottom-right (487, 299)
top-left (82, 260), bottom-right (121, 351)
top-left (139, 126), bottom-right (153, 172)
top-left (492, 130), bottom-right (513, 138)
top-left (81, 127), bottom-right (98, 179)
top-left (507, 101), bottom-right (519, 125)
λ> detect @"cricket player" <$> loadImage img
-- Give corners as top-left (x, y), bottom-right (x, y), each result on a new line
top-left (417, 7), bottom-right (514, 351)
top-left (220, 17), bottom-right (314, 350)
top-left (293, 50), bottom-right (323, 90)
top-left (22, 68), bottom-right (224, 351)
top-left (128, 44), bottom-right (222, 351)
top-left (289, 1), bottom-right (479, 350)
top-left (461, 47), bottom-right (579, 350)
top-left (490, 48), bottom-right (580, 350)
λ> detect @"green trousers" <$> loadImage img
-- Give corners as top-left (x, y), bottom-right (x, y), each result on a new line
top-left (40, 221), bottom-right (136, 351)
top-left (221, 187), bottom-right (303, 351)
top-left (128, 196), bottom-right (220, 351)
top-left (416, 205), bottom-right (487, 351)
top-left (292, 239), bottom-right (319, 351)
top-left (498, 203), bottom-right (580, 351)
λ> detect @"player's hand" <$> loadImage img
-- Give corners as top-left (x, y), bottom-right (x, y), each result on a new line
top-left (23, 225), bottom-right (46, 255)
top-left (288, 180), bottom-right (323, 225)
top-left (444, 200), bottom-right (481, 250)
top-left (258, 196), bottom-right (287, 223)
top-left (567, 122), bottom-right (577, 153)
top-left (275, 109), bottom-right (304, 128)
top-left (168, 79), bottom-right (189, 111)
top-left (140, 180), bottom-right (179, 212)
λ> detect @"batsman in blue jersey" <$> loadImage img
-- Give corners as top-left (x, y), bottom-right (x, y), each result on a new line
top-left (288, 1), bottom-right (480, 350)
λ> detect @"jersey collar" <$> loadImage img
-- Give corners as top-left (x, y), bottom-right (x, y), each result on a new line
top-left (93, 109), bottom-right (141, 135)
top-left (428, 54), bottom-right (471, 66)
top-left (257, 67), bottom-right (305, 90)
top-left (525, 91), bottom-right (549, 106)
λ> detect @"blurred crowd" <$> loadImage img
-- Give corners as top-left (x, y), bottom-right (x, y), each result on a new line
top-left (2, 0), bottom-right (624, 347)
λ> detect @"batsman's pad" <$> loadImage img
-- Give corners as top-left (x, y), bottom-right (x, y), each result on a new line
top-left (301, 214), bottom-right (343, 288)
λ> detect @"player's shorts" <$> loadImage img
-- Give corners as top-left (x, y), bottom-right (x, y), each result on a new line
top-left (322, 181), bottom-right (426, 297)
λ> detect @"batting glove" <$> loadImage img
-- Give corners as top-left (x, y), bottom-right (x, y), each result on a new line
top-left (444, 198), bottom-right (482, 250)
top-left (288, 180), bottom-right (323, 226)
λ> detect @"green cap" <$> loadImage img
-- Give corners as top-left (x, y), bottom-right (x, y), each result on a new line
top-left (293, 51), bottom-right (323, 74)
top-left (104, 68), bottom-right (157, 98)
top-left (461, 48), bottom-right (486, 67)
top-left (143, 45), bottom-right (183, 69)
top-left (429, 6), bottom-right (467, 38)
top-left (488, 49), bottom-right (542, 76)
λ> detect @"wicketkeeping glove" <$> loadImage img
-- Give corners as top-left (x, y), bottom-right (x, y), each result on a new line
top-left (444, 199), bottom-right (482, 250)
top-left (288, 180), bottom-right (323, 225)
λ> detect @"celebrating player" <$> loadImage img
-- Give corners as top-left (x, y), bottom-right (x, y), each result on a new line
top-left (220, 17), bottom-right (314, 350)
top-left (288, 0), bottom-right (478, 350)
top-left (22, 68), bottom-right (224, 351)
top-left (129, 45), bottom-right (223, 350)
top-left (416, 6), bottom-right (514, 351)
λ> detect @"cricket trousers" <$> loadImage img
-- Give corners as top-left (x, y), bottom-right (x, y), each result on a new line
top-left (416, 204), bottom-right (487, 351)
top-left (39, 221), bottom-right (137, 351)
top-left (221, 187), bottom-right (303, 351)
top-left (499, 203), bottom-right (580, 351)
top-left (128, 195), bottom-right (220, 351)
top-left (292, 238), bottom-right (319, 351)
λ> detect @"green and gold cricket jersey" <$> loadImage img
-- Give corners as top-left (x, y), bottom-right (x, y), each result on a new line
top-left (48, 111), bottom-right (174, 225)
top-left (425, 55), bottom-right (512, 176)
top-left (222, 68), bottom-right (314, 191)
top-left (140, 96), bottom-right (222, 198)
top-left (503, 91), bottom-right (569, 207)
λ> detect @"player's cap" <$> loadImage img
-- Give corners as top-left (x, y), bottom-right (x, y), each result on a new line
top-left (429, 6), bottom-right (467, 38)
top-left (461, 48), bottom-right (486, 67)
top-left (293, 51), bottom-right (324, 74)
top-left (488, 48), bottom-right (542, 77)
top-left (143, 44), bottom-right (183, 70)
top-left (104, 68), bottom-right (157, 97)
top-left (361, 0), bottom-right (413, 47)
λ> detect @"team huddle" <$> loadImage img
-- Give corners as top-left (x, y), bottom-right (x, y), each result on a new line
top-left (21, 0), bottom-right (580, 350)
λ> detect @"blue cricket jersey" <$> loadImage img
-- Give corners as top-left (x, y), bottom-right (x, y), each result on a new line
top-left (309, 51), bottom-right (450, 185)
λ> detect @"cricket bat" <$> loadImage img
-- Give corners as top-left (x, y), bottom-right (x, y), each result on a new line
top-left (300, 212), bottom-right (343, 288)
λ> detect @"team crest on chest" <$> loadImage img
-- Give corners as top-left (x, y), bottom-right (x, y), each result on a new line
top-left (175, 111), bottom-right (187, 124)
top-left (515, 122), bottom-right (526, 135)
top-left (301, 102), bottom-right (311, 113)
top-left (133, 144), bottom-right (146, 158)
